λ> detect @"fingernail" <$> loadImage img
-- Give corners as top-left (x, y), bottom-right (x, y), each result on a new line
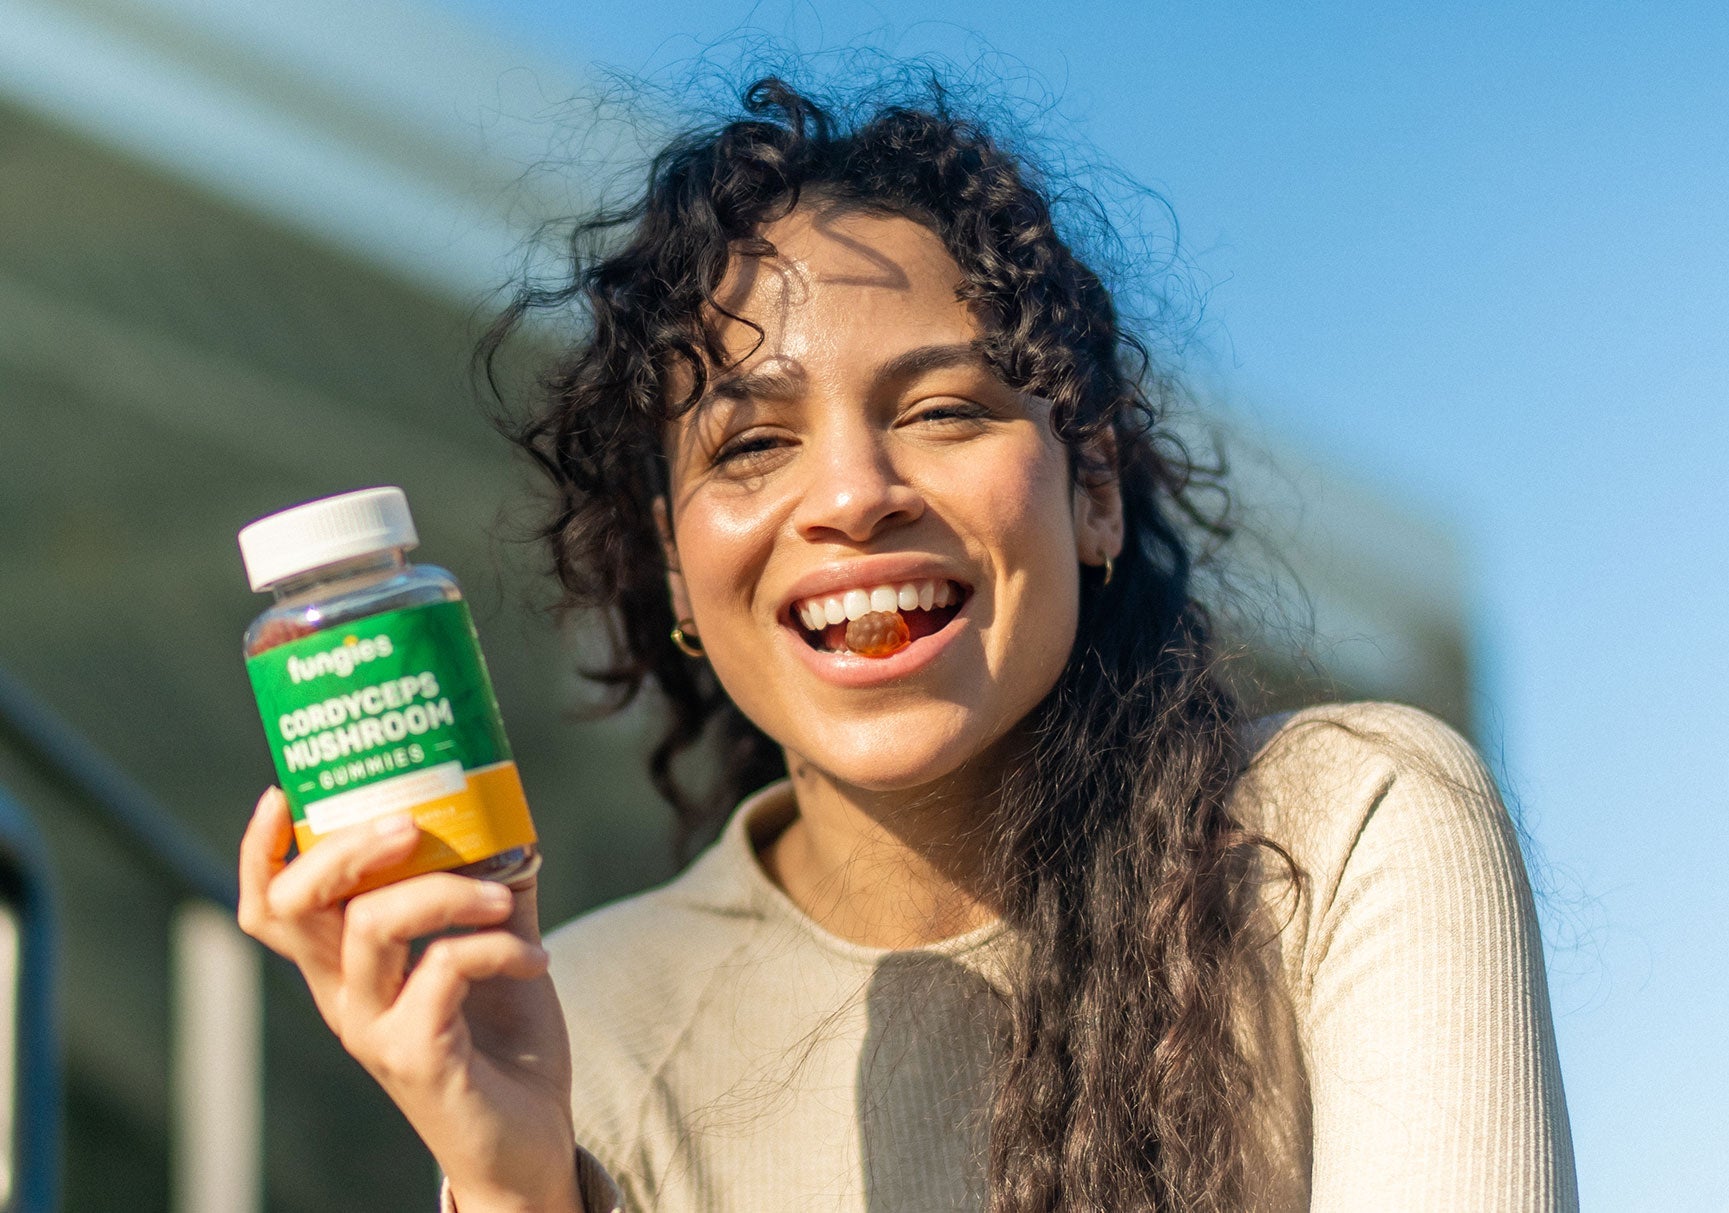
top-left (374, 813), bottom-right (417, 838)
top-left (479, 882), bottom-right (513, 908)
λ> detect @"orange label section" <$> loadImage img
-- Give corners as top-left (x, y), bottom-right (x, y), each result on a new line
top-left (293, 761), bottom-right (536, 892)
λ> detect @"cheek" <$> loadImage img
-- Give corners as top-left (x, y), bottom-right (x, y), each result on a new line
top-left (979, 439), bottom-right (1082, 572)
top-left (1009, 561), bottom-right (1081, 696)
top-left (975, 441), bottom-right (1083, 694)
top-left (672, 492), bottom-right (782, 621)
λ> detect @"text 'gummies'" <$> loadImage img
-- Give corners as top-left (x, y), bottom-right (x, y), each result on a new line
top-left (845, 611), bottom-right (910, 659)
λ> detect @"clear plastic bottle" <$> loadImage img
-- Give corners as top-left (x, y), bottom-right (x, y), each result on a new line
top-left (239, 487), bottom-right (539, 890)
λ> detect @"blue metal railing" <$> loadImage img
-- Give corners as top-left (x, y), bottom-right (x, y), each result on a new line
top-left (0, 785), bottom-right (58, 1213)
top-left (0, 669), bottom-right (236, 912)
top-left (0, 666), bottom-right (247, 1213)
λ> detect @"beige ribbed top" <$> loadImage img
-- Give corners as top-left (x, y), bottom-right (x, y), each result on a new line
top-left (515, 702), bottom-right (1576, 1211)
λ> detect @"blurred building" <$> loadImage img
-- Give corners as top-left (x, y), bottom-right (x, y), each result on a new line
top-left (0, 1), bottom-right (1471, 1210)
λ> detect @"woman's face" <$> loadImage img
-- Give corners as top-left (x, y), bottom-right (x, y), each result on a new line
top-left (662, 206), bottom-right (1121, 796)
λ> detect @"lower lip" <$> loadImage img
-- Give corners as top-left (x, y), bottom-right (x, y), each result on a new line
top-left (783, 605), bottom-right (969, 688)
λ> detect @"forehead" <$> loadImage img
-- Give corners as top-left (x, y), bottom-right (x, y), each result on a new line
top-left (704, 206), bottom-right (978, 367)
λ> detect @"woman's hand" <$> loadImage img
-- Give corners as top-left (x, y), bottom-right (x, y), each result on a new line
top-left (237, 788), bottom-right (581, 1213)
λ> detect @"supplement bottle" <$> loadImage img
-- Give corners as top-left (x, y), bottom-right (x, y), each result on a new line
top-left (239, 487), bottom-right (538, 891)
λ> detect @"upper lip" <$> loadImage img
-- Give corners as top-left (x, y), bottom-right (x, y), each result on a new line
top-left (778, 555), bottom-right (972, 619)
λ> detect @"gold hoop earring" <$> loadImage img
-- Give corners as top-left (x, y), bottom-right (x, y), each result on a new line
top-left (1101, 553), bottom-right (1115, 587)
top-left (671, 619), bottom-right (705, 658)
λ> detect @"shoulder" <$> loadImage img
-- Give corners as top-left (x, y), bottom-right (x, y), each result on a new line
top-left (1233, 701), bottom-right (1534, 1003)
top-left (1234, 706), bottom-right (1576, 1206)
top-left (540, 827), bottom-right (769, 1144)
top-left (544, 830), bottom-right (763, 1030)
top-left (1243, 699), bottom-right (1491, 789)
top-left (1233, 700), bottom-right (1507, 863)
top-left (545, 858), bottom-right (749, 987)
top-left (1232, 702), bottom-right (1522, 975)
top-left (543, 782), bottom-right (793, 999)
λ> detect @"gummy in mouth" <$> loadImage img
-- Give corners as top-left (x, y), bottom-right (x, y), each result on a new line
top-left (846, 611), bottom-right (911, 658)
top-left (799, 593), bottom-right (965, 658)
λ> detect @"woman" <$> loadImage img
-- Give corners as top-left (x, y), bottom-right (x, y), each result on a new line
top-left (238, 79), bottom-right (1576, 1211)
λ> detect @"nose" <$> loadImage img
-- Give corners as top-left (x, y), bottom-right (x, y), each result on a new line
top-left (790, 424), bottom-right (924, 543)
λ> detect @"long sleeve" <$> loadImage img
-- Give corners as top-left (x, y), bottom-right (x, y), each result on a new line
top-left (507, 708), bottom-right (1577, 1212)
top-left (1269, 705), bottom-right (1578, 1210)
top-left (438, 1148), bottom-right (625, 1213)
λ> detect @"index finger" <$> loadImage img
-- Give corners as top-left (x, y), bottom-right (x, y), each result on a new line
top-left (237, 787), bottom-right (294, 938)
top-left (263, 811), bottom-right (422, 921)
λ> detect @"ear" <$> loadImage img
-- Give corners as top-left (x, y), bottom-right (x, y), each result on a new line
top-left (653, 497), bottom-right (694, 623)
top-left (1072, 429), bottom-right (1124, 569)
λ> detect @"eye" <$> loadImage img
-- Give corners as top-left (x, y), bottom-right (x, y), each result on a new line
top-left (712, 429), bottom-right (791, 470)
top-left (906, 398), bottom-right (994, 429)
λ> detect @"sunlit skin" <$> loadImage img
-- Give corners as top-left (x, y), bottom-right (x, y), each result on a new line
top-left (661, 206), bottom-right (1123, 947)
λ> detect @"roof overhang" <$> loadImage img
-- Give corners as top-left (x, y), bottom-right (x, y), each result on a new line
top-left (0, 0), bottom-right (600, 301)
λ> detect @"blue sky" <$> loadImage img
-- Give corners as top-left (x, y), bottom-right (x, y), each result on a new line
top-left (430, 2), bottom-right (1729, 1204)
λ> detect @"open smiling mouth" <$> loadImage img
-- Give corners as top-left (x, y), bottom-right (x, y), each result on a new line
top-left (790, 579), bottom-right (970, 659)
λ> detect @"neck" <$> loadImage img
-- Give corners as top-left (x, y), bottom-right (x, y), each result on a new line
top-left (759, 753), bottom-right (1004, 949)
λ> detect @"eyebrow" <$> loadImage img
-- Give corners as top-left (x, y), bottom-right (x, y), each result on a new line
top-left (703, 342), bottom-right (990, 405)
top-left (706, 361), bottom-right (805, 404)
top-left (873, 342), bottom-right (992, 387)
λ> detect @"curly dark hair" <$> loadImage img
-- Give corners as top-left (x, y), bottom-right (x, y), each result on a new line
top-left (481, 76), bottom-right (1279, 1212)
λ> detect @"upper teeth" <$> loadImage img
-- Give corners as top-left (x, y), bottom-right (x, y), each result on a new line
top-left (794, 580), bottom-right (955, 631)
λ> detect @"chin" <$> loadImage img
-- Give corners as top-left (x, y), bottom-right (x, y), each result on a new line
top-left (786, 717), bottom-right (1007, 797)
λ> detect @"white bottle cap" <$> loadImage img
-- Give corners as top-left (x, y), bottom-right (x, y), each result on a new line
top-left (238, 487), bottom-right (420, 592)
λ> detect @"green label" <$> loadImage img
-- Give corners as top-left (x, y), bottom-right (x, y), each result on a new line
top-left (246, 600), bottom-right (512, 820)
